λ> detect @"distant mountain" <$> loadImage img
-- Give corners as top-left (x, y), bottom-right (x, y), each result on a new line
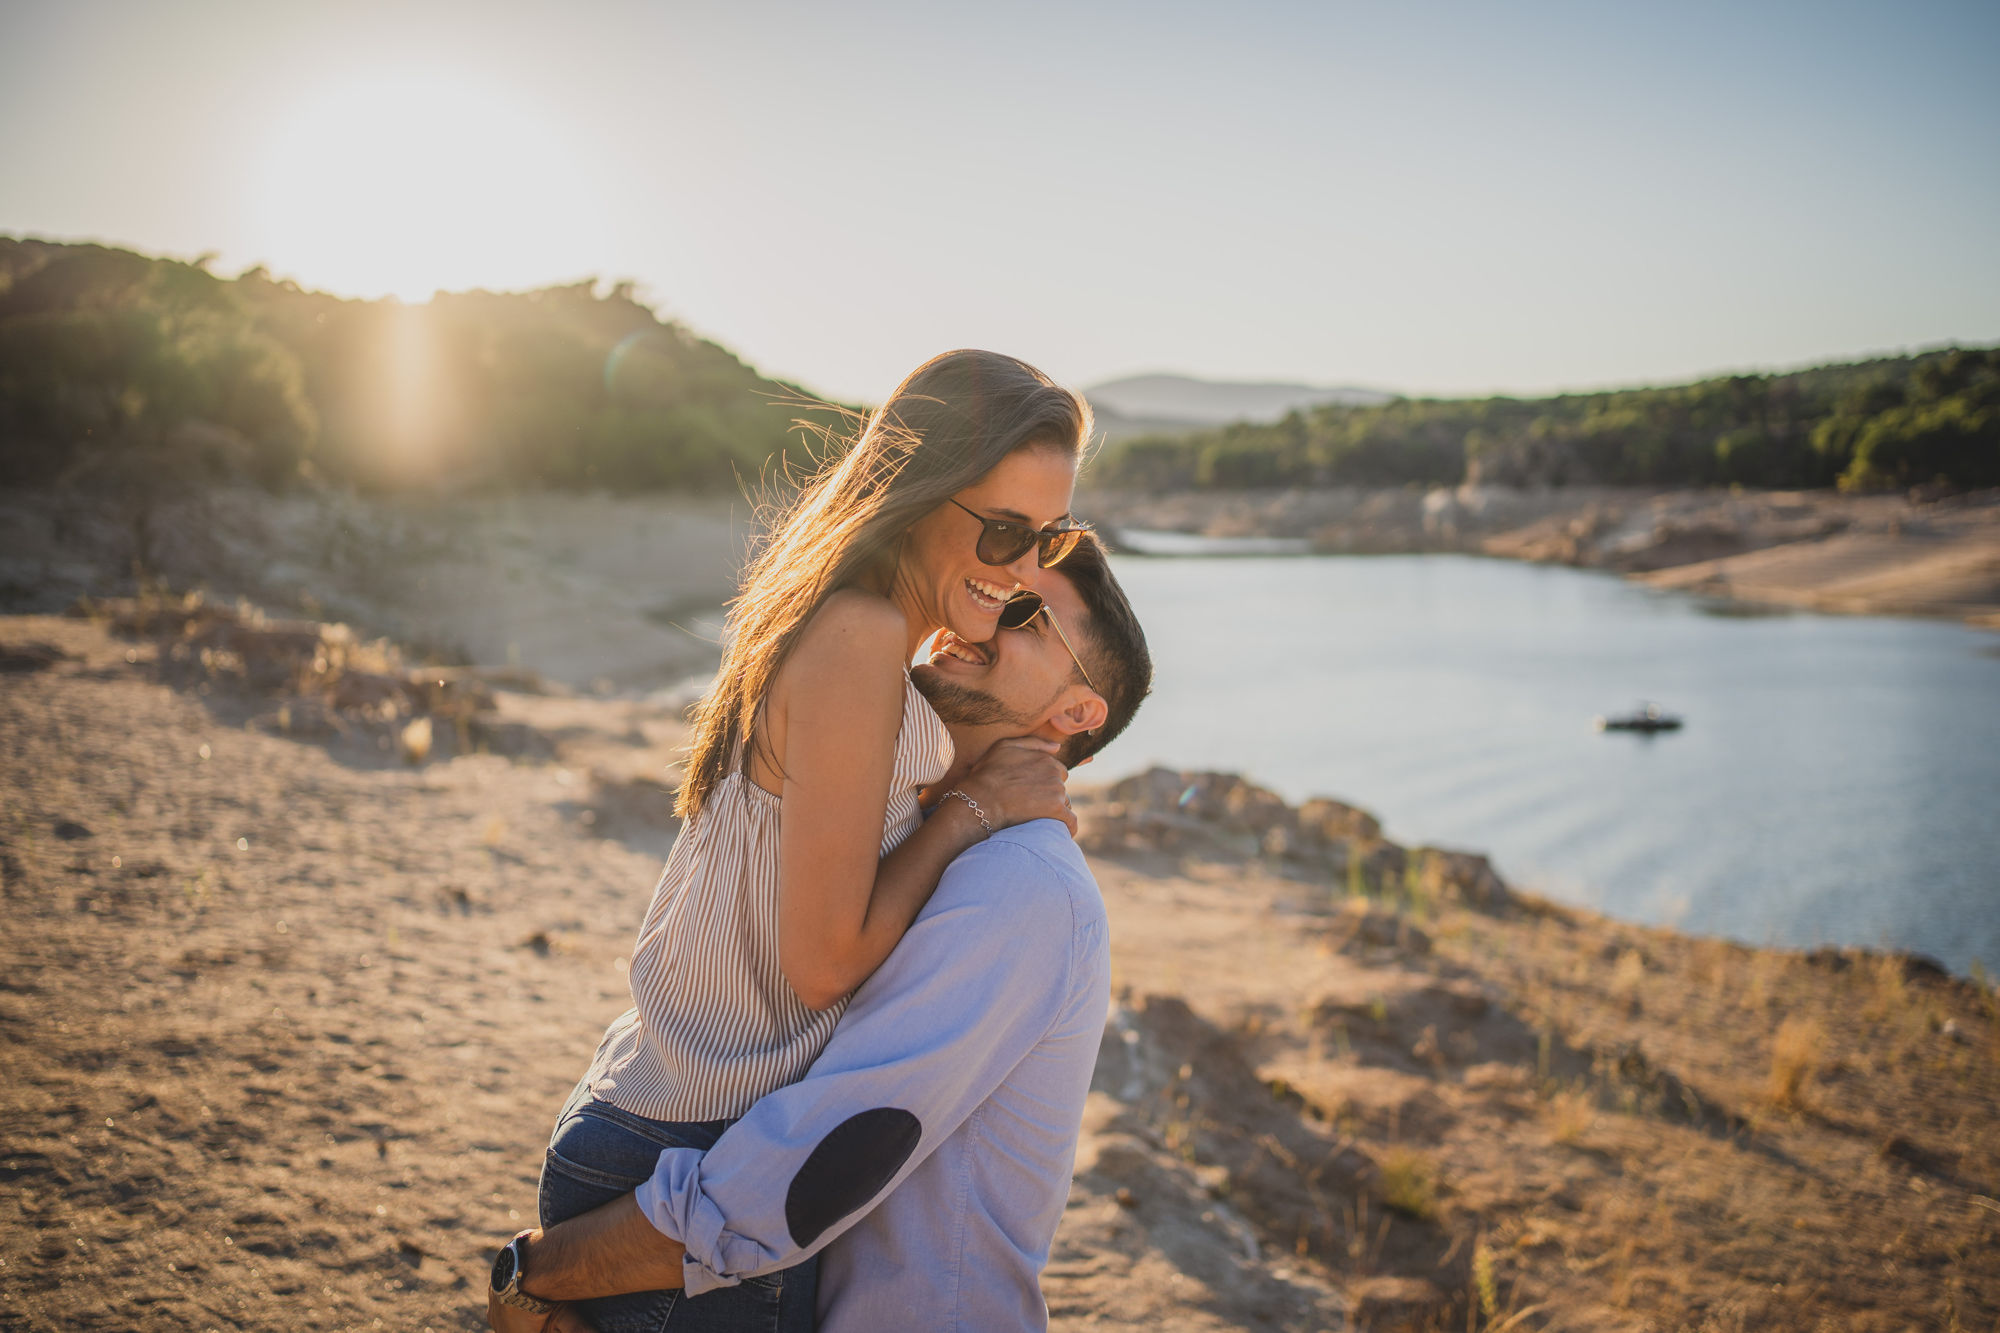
top-left (1084, 373), bottom-right (1392, 431)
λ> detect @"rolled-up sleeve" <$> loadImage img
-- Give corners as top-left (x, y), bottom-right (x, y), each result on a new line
top-left (633, 834), bottom-right (1080, 1294)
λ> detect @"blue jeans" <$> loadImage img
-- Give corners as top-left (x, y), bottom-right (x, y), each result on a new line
top-left (539, 1075), bottom-right (818, 1333)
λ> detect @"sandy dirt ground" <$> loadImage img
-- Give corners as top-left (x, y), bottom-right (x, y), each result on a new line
top-left (1634, 521), bottom-right (2000, 625)
top-left (4, 610), bottom-right (1996, 1332)
top-left (0, 485), bottom-right (756, 693)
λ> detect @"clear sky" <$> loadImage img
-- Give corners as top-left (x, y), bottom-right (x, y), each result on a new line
top-left (3, 0), bottom-right (1995, 403)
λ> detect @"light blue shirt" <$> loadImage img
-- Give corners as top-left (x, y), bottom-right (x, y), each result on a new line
top-left (633, 819), bottom-right (1110, 1333)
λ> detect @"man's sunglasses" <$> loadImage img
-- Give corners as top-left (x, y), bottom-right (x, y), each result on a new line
top-left (998, 590), bottom-right (1097, 694)
top-left (949, 498), bottom-right (1091, 569)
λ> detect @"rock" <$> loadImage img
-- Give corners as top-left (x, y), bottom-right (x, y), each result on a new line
top-left (1358, 841), bottom-right (1409, 893)
top-left (1348, 1275), bottom-right (1444, 1331)
top-left (1447, 986), bottom-right (1491, 1019)
top-left (470, 718), bottom-right (556, 760)
top-left (1105, 766), bottom-right (1194, 813)
top-left (1333, 901), bottom-right (1432, 955)
top-left (1219, 778), bottom-right (1295, 836)
top-left (1297, 796), bottom-right (1381, 844)
top-left (262, 699), bottom-right (339, 738)
top-left (1087, 768), bottom-right (1404, 880)
top-left (191, 619), bottom-right (330, 690)
top-left (402, 668), bottom-right (497, 721)
top-left (328, 669), bottom-right (413, 715)
top-left (1895, 952), bottom-right (1952, 984)
top-left (1105, 769), bottom-right (1297, 833)
top-left (54, 820), bottom-right (93, 841)
top-left (1414, 847), bottom-right (1510, 911)
top-left (1074, 803), bottom-right (1130, 854)
top-left (0, 641), bottom-right (73, 673)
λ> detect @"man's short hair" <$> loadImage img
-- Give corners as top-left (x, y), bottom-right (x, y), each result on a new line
top-left (1055, 533), bottom-right (1152, 767)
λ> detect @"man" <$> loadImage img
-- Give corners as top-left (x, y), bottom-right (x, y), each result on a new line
top-left (488, 536), bottom-right (1151, 1333)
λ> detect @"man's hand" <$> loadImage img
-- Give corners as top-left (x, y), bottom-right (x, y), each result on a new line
top-left (485, 1282), bottom-right (555, 1333)
top-left (481, 1192), bottom-right (686, 1333)
top-left (485, 1290), bottom-right (596, 1333)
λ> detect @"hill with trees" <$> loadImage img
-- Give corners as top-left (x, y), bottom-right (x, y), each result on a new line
top-left (5, 237), bottom-right (1994, 499)
top-left (1089, 350), bottom-right (2000, 495)
top-left (0, 237), bottom-right (825, 493)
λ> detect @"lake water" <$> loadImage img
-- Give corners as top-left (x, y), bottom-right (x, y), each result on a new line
top-left (1090, 553), bottom-right (2000, 977)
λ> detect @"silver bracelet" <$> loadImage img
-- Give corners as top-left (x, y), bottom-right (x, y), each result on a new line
top-left (939, 789), bottom-right (993, 832)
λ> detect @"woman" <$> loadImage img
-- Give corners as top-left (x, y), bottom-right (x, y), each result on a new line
top-left (523, 350), bottom-right (1096, 1332)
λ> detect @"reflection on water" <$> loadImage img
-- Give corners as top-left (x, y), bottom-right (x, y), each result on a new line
top-left (1113, 528), bottom-right (1315, 557)
top-left (1092, 553), bottom-right (2000, 976)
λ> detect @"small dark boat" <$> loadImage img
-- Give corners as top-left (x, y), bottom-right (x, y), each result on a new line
top-left (1594, 703), bottom-right (1683, 734)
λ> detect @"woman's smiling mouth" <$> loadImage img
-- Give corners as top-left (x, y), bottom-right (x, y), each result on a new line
top-left (964, 576), bottom-right (1014, 616)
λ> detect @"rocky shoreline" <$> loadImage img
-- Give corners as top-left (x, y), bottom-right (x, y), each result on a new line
top-left (1079, 484), bottom-right (2000, 628)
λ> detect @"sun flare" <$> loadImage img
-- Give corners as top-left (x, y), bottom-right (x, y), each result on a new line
top-left (250, 67), bottom-right (604, 301)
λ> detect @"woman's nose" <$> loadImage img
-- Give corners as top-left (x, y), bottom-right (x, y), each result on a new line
top-left (1001, 548), bottom-right (1041, 590)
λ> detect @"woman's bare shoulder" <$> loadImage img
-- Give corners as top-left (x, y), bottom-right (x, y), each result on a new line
top-left (789, 588), bottom-right (907, 670)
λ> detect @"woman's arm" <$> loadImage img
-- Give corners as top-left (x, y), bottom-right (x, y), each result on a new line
top-left (769, 594), bottom-right (1069, 1012)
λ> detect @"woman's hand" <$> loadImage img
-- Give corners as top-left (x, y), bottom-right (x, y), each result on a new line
top-left (958, 737), bottom-right (1077, 837)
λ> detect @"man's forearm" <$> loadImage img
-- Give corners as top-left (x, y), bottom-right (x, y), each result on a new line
top-left (521, 1193), bottom-right (687, 1301)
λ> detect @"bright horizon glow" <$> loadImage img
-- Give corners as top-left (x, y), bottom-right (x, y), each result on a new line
top-left (2, 0), bottom-right (1995, 404)
top-left (248, 66), bottom-right (606, 303)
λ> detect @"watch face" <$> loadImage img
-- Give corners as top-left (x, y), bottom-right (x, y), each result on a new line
top-left (490, 1241), bottom-right (518, 1293)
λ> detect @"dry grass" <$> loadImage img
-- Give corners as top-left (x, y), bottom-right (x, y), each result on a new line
top-left (1744, 950), bottom-right (1785, 1010)
top-left (1610, 947), bottom-right (1646, 996)
top-left (1472, 1236), bottom-right (1499, 1321)
top-left (1767, 1015), bottom-right (1826, 1110)
top-left (1544, 1084), bottom-right (1597, 1145)
top-left (1377, 1146), bottom-right (1439, 1220)
top-left (1864, 950), bottom-right (1910, 1021)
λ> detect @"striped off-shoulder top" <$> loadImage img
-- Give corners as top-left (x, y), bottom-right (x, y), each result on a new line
top-left (584, 673), bottom-right (954, 1122)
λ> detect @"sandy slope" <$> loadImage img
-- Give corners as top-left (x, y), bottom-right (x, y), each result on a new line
top-left (3, 613), bottom-right (1997, 1332)
top-left (1636, 525), bottom-right (2000, 624)
top-left (0, 485), bottom-right (755, 692)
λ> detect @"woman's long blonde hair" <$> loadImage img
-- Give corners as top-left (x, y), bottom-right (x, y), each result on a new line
top-left (678, 349), bottom-right (1091, 818)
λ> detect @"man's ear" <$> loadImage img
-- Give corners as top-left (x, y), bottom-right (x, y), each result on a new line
top-left (1047, 687), bottom-right (1108, 741)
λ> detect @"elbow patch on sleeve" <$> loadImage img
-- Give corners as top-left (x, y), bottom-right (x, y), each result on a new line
top-left (784, 1108), bottom-right (922, 1249)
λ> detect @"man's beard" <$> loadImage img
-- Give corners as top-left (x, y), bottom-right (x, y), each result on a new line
top-left (909, 667), bottom-right (1035, 728)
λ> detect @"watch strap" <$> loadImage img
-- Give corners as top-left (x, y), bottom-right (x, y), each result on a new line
top-left (495, 1229), bottom-right (558, 1316)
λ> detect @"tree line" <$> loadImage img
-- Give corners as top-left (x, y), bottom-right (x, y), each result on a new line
top-left (4, 237), bottom-right (1993, 497)
top-left (1090, 348), bottom-right (2000, 494)
top-left (0, 237), bottom-right (828, 492)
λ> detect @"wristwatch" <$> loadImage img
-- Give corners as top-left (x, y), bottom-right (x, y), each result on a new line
top-left (490, 1228), bottom-right (557, 1315)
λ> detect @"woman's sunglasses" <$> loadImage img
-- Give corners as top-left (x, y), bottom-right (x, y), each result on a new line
top-left (998, 590), bottom-right (1097, 693)
top-left (949, 498), bottom-right (1090, 569)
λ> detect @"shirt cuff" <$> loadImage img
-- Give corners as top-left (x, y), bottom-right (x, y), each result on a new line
top-left (632, 1147), bottom-right (737, 1296)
